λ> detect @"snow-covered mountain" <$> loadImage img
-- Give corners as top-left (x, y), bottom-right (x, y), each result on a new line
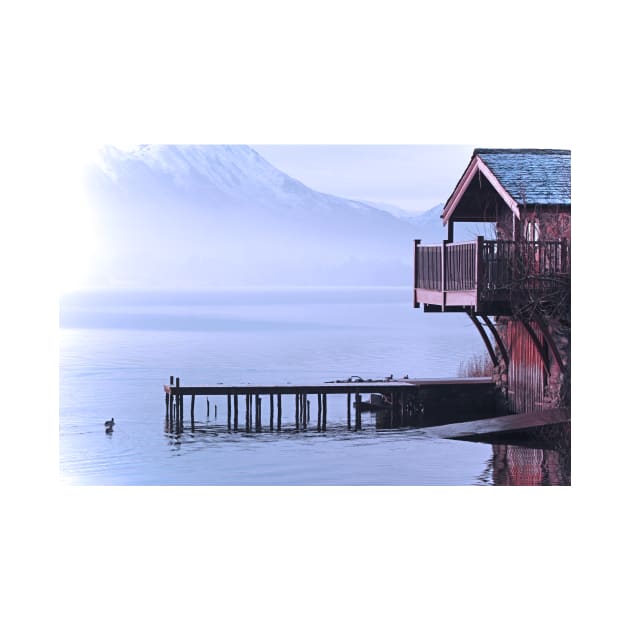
top-left (82, 145), bottom-right (423, 288)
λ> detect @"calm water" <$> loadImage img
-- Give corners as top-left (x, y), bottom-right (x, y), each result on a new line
top-left (59, 287), bottom-right (569, 485)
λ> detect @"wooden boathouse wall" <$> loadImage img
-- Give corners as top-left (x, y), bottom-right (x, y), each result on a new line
top-left (503, 319), bottom-right (546, 413)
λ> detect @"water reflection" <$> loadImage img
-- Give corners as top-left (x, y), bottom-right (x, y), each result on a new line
top-left (490, 443), bottom-right (570, 485)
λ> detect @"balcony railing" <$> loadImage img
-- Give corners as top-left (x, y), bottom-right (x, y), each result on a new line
top-left (414, 237), bottom-right (570, 313)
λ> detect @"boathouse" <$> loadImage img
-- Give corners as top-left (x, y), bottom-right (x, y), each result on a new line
top-left (414, 148), bottom-right (571, 414)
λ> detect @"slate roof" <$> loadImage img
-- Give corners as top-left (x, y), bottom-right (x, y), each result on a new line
top-left (474, 148), bottom-right (571, 206)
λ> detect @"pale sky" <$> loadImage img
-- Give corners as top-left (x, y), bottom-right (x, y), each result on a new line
top-left (252, 145), bottom-right (474, 214)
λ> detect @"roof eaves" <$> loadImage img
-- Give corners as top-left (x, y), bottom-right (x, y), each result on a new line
top-left (441, 154), bottom-right (520, 225)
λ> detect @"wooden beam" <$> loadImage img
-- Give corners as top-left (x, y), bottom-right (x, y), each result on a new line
top-left (413, 239), bottom-right (420, 308)
top-left (466, 312), bottom-right (498, 367)
top-left (442, 155), bottom-right (521, 226)
top-left (531, 311), bottom-right (566, 374)
top-left (475, 236), bottom-right (483, 311)
top-left (480, 315), bottom-right (509, 367)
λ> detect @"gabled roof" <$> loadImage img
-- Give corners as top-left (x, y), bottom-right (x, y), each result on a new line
top-left (442, 148), bottom-right (571, 224)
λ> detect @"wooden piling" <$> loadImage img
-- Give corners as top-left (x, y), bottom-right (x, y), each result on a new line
top-left (191, 394), bottom-right (195, 431)
top-left (322, 394), bottom-right (327, 431)
top-left (270, 394), bottom-right (274, 431)
top-left (169, 376), bottom-right (174, 430)
top-left (317, 393), bottom-right (322, 431)
top-left (355, 393), bottom-right (361, 430)
top-left (207, 397), bottom-right (210, 417)
top-left (234, 394), bottom-right (238, 430)
top-left (227, 394), bottom-right (232, 431)
top-left (277, 394), bottom-right (282, 431)
top-left (278, 394), bottom-right (282, 431)
top-left (295, 394), bottom-right (300, 430)
top-left (347, 393), bottom-right (351, 429)
top-left (176, 378), bottom-right (182, 432)
top-left (256, 394), bottom-right (261, 432)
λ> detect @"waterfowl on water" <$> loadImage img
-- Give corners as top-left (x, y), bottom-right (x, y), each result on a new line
top-left (104, 418), bottom-right (115, 431)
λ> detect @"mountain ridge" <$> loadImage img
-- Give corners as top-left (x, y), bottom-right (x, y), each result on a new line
top-left (82, 145), bottom-right (441, 289)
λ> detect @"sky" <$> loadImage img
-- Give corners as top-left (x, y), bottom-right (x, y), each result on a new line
top-left (252, 144), bottom-right (474, 213)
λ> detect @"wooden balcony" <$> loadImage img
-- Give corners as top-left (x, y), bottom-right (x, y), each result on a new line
top-left (414, 237), bottom-right (570, 315)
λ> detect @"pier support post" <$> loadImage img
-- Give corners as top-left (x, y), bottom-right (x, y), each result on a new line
top-left (234, 395), bottom-right (238, 430)
top-left (295, 394), bottom-right (299, 430)
top-left (191, 394), bottom-right (195, 431)
top-left (227, 394), bottom-right (232, 431)
top-left (207, 397), bottom-right (210, 417)
top-left (256, 395), bottom-right (261, 432)
top-left (322, 394), bottom-right (327, 431)
top-left (355, 393), bottom-right (361, 430)
top-left (169, 376), bottom-right (174, 431)
top-left (277, 394), bottom-right (282, 431)
top-left (347, 393), bottom-right (351, 429)
top-left (317, 393), bottom-right (322, 431)
top-left (270, 394), bottom-right (274, 431)
top-left (176, 377), bottom-right (182, 432)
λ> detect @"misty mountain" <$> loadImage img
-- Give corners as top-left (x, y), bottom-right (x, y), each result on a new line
top-left (405, 203), bottom-right (448, 243)
top-left (363, 201), bottom-right (452, 244)
top-left (357, 199), bottom-right (420, 219)
top-left (82, 145), bottom-right (430, 288)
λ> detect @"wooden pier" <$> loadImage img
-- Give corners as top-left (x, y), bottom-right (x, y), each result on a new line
top-left (162, 376), bottom-right (495, 434)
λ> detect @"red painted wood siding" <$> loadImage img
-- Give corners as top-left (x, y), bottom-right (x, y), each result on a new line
top-left (506, 320), bottom-right (546, 413)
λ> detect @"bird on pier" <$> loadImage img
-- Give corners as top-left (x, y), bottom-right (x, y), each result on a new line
top-left (104, 418), bottom-right (115, 432)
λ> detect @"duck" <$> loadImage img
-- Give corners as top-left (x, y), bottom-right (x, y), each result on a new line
top-left (104, 418), bottom-right (115, 432)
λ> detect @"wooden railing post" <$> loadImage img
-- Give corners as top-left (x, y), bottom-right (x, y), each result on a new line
top-left (441, 240), bottom-right (447, 311)
top-left (413, 239), bottom-right (421, 308)
top-left (475, 236), bottom-right (484, 311)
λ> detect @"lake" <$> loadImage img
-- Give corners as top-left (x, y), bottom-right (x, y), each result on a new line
top-left (59, 287), bottom-right (569, 485)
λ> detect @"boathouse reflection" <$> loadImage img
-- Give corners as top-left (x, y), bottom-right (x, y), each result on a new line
top-left (491, 443), bottom-right (570, 485)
